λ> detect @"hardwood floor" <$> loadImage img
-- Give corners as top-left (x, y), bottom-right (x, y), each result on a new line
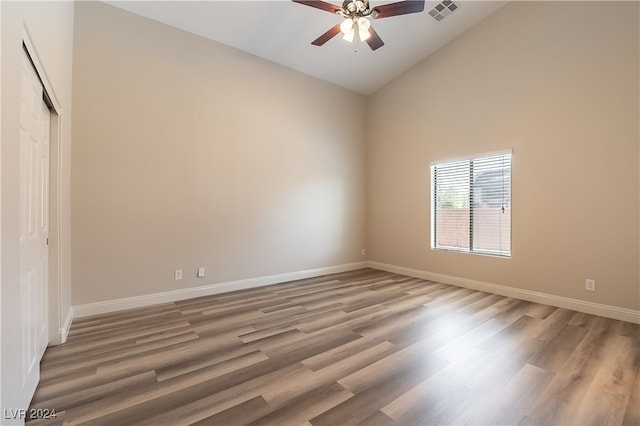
top-left (28, 269), bottom-right (639, 425)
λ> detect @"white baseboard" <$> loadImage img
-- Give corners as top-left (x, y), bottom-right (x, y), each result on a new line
top-left (73, 262), bottom-right (368, 318)
top-left (72, 260), bottom-right (639, 324)
top-left (367, 261), bottom-right (640, 324)
top-left (59, 307), bottom-right (73, 343)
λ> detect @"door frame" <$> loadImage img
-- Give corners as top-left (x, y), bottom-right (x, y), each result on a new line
top-left (22, 29), bottom-right (64, 346)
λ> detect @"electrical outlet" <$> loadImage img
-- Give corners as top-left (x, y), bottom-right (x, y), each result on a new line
top-left (585, 279), bottom-right (596, 291)
top-left (174, 269), bottom-right (183, 281)
top-left (197, 267), bottom-right (205, 278)
top-left (361, 248), bottom-right (366, 256)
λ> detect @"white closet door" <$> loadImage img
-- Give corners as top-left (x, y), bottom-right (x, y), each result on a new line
top-left (19, 50), bottom-right (49, 406)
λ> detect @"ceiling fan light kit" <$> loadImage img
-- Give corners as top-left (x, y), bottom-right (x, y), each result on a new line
top-left (340, 16), bottom-right (371, 42)
top-left (293, 0), bottom-right (426, 51)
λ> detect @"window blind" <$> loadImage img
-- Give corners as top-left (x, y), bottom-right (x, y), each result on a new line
top-left (431, 151), bottom-right (511, 257)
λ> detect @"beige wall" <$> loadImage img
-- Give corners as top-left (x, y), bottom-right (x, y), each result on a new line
top-left (1, 0), bottom-right (74, 416)
top-left (72, 2), bottom-right (638, 313)
top-left (367, 1), bottom-right (639, 310)
top-left (71, 2), bottom-right (367, 305)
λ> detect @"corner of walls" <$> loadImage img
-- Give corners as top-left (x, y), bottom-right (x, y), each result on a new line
top-left (58, 307), bottom-right (73, 344)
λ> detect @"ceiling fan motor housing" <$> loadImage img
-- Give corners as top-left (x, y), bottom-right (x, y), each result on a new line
top-left (341, 0), bottom-right (373, 17)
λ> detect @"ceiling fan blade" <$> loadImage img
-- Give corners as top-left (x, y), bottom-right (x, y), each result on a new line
top-left (311, 23), bottom-right (342, 46)
top-left (365, 27), bottom-right (384, 50)
top-left (292, 0), bottom-right (342, 14)
top-left (372, 0), bottom-right (425, 18)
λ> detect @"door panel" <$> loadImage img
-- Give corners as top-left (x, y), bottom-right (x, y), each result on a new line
top-left (18, 50), bottom-right (49, 405)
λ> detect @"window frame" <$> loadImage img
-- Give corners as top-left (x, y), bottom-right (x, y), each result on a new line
top-left (430, 149), bottom-right (512, 258)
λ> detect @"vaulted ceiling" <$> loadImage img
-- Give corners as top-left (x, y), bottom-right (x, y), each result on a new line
top-left (105, 1), bottom-right (507, 95)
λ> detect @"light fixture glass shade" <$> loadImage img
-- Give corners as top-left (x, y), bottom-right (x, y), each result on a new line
top-left (357, 17), bottom-right (370, 31)
top-left (357, 17), bottom-right (370, 41)
top-left (341, 18), bottom-right (355, 42)
top-left (340, 18), bottom-right (354, 34)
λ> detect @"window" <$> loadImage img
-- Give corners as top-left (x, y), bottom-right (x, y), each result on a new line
top-left (431, 150), bottom-right (512, 257)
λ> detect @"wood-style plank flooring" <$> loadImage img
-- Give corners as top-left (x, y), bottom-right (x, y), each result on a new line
top-left (28, 269), bottom-right (639, 425)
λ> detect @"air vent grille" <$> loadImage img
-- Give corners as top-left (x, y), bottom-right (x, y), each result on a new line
top-left (428, 0), bottom-right (459, 22)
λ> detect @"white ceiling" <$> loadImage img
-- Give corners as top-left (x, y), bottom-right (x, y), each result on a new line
top-left (105, 0), bottom-right (507, 95)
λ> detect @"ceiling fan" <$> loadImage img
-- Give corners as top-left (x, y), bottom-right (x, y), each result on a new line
top-left (292, 0), bottom-right (425, 51)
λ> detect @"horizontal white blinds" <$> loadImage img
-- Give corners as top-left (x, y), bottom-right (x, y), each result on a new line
top-left (431, 152), bottom-right (511, 256)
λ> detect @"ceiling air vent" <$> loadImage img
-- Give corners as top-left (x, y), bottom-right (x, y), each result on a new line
top-left (428, 0), bottom-right (459, 22)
